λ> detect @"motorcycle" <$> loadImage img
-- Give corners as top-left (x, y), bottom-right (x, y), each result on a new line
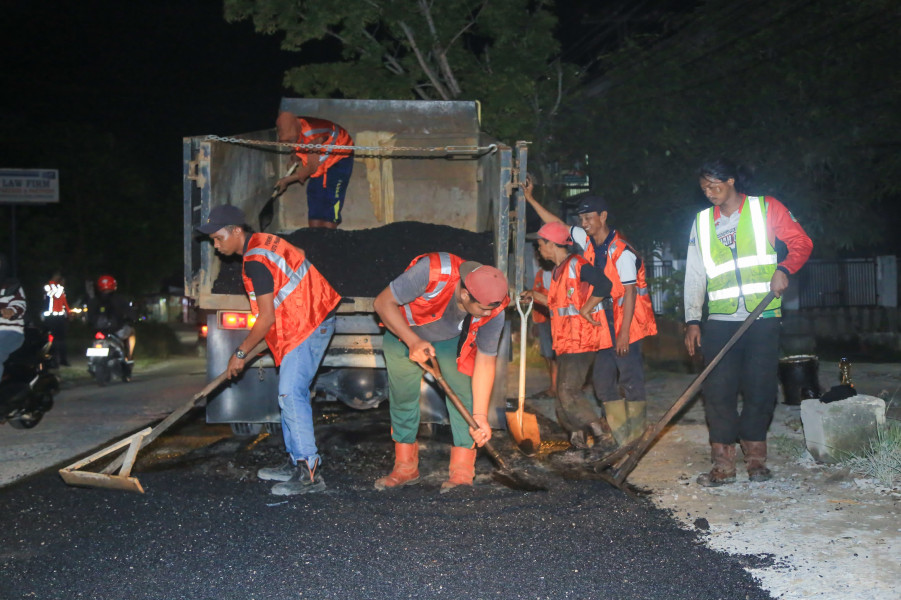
top-left (0, 326), bottom-right (59, 429)
top-left (86, 330), bottom-right (132, 385)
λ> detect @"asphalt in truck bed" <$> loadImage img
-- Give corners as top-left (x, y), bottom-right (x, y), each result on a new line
top-left (0, 405), bottom-right (774, 600)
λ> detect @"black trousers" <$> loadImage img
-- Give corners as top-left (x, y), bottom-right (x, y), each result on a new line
top-left (45, 315), bottom-right (68, 365)
top-left (555, 352), bottom-right (600, 434)
top-left (700, 318), bottom-right (781, 444)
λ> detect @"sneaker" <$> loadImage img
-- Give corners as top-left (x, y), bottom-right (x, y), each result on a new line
top-left (271, 460), bottom-right (326, 496)
top-left (257, 458), bottom-right (296, 482)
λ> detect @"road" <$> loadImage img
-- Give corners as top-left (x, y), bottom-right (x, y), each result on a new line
top-left (0, 356), bottom-right (208, 486)
top-left (0, 355), bottom-right (774, 600)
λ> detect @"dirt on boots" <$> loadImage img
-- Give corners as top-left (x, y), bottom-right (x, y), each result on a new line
top-left (741, 440), bottom-right (773, 482)
top-left (697, 442), bottom-right (737, 487)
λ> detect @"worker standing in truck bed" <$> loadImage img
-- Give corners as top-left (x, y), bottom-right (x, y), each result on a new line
top-left (275, 111), bottom-right (354, 229)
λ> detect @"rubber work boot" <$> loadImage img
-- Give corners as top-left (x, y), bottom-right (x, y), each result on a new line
top-left (741, 440), bottom-right (773, 482)
top-left (374, 442), bottom-right (420, 490)
top-left (271, 458), bottom-right (326, 496)
top-left (602, 399), bottom-right (629, 445)
top-left (587, 418), bottom-right (619, 456)
top-left (257, 457), bottom-right (297, 482)
top-left (697, 443), bottom-right (737, 487)
top-left (439, 446), bottom-right (477, 493)
top-left (624, 400), bottom-right (647, 444)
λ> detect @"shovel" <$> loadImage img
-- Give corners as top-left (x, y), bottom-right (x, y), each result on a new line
top-left (59, 340), bottom-right (270, 493)
top-left (596, 291), bottom-right (778, 488)
top-left (419, 357), bottom-right (546, 492)
top-left (258, 162), bottom-right (299, 232)
top-left (505, 296), bottom-right (541, 456)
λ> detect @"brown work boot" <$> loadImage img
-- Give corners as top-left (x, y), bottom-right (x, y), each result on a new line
top-left (440, 446), bottom-right (477, 493)
top-left (697, 442), bottom-right (737, 487)
top-left (741, 440), bottom-right (773, 482)
top-left (587, 418), bottom-right (619, 456)
top-left (374, 441), bottom-right (420, 490)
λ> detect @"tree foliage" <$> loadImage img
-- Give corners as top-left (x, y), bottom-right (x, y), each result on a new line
top-left (561, 0), bottom-right (901, 256)
top-left (225, 0), bottom-right (581, 168)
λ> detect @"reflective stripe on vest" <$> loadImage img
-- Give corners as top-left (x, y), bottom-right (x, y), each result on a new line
top-left (697, 196), bottom-right (780, 314)
top-left (245, 248), bottom-right (311, 309)
top-left (402, 252), bottom-right (457, 326)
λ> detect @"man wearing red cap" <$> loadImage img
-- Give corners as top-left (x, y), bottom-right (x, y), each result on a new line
top-left (373, 254), bottom-right (509, 492)
top-left (520, 222), bottom-right (618, 454)
top-left (275, 111), bottom-right (354, 229)
top-left (523, 178), bottom-right (657, 445)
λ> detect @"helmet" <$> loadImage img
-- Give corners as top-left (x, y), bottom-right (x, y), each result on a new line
top-left (97, 275), bottom-right (117, 293)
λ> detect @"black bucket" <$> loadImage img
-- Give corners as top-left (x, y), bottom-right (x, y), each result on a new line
top-left (778, 355), bottom-right (821, 405)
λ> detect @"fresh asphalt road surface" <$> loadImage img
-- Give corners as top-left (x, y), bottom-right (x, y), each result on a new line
top-left (0, 356), bottom-right (208, 486)
top-left (0, 356), bottom-right (775, 600)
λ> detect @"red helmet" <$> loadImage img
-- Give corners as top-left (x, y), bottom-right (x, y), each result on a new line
top-left (97, 275), bottom-right (117, 292)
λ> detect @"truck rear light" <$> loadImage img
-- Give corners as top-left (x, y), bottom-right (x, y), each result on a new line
top-left (219, 312), bottom-right (256, 330)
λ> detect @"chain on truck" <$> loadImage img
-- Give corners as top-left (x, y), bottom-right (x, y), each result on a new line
top-left (184, 99), bottom-right (529, 437)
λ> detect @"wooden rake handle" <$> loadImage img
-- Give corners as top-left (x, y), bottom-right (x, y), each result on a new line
top-left (418, 357), bottom-right (509, 472)
top-left (100, 340), bottom-right (270, 475)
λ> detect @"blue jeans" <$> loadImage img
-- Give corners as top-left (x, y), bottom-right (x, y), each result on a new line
top-left (277, 316), bottom-right (335, 466)
top-left (0, 330), bottom-right (25, 380)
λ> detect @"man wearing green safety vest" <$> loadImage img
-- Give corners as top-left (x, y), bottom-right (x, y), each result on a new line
top-left (684, 158), bottom-right (813, 487)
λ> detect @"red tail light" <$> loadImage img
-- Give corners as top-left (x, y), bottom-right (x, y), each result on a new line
top-left (48, 333), bottom-right (55, 344)
top-left (94, 331), bottom-right (106, 340)
top-left (219, 312), bottom-right (257, 330)
top-left (200, 324), bottom-right (208, 338)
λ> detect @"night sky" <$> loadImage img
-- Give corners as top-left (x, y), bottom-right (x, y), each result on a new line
top-left (2, 0), bottom-right (298, 177)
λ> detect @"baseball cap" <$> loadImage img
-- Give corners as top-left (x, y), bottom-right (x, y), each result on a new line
top-left (529, 221), bottom-right (572, 245)
top-left (575, 195), bottom-right (609, 216)
top-left (196, 205), bottom-right (247, 235)
top-left (459, 261), bottom-right (509, 305)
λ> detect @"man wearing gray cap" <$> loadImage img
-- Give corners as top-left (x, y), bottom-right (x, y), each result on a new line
top-left (522, 178), bottom-right (657, 445)
top-left (373, 253), bottom-right (509, 492)
top-left (197, 205), bottom-right (341, 496)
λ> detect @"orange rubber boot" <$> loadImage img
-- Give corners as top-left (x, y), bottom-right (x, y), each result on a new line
top-left (440, 446), bottom-right (477, 493)
top-left (374, 442), bottom-right (420, 490)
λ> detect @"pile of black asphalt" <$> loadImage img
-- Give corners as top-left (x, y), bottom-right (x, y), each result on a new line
top-left (211, 221), bottom-right (496, 298)
top-left (0, 406), bottom-right (775, 600)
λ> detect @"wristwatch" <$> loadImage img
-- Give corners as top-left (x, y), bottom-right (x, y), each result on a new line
top-left (235, 348), bottom-right (247, 360)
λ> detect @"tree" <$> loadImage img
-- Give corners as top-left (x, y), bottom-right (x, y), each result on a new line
top-left (559, 0), bottom-right (901, 256)
top-left (224, 0), bottom-right (581, 180)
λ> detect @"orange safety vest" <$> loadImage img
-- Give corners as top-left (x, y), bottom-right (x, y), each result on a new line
top-left (531, 270), bottom-right (552, 324)
top-left (242, 233), bottom-right (341, 365)
top-left (605, 232), bottom-right (657, 342)
top-left (293, 117), bottom-right (354, 187)
top-left (548, 255), bottom-right (612, 355)
top-left (43, 281), bottom-right (69, 316)
top-left (398, 252), bottom-right (509, 377)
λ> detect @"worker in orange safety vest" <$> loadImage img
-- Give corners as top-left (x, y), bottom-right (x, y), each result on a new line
top-left (373, 252), bottom-right (509, 493)
top-left (43, 271), bottom-right (70, 367)
top-left (198, 205), bottom-right (341, 497)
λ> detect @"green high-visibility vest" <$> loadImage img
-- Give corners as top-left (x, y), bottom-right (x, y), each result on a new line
top-left (697, 196), bottom-right (781, 314)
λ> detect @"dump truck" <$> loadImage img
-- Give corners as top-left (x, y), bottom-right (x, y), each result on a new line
top-left (183, 98), bottom-right (529, 435)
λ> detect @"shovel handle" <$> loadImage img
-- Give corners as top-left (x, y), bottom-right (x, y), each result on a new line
top-left (271, 162), bottom-right (299, 197)
top-left (419, 357), bottom-right (509, 471)
top-left (514, 297), bottom-right (534, 435)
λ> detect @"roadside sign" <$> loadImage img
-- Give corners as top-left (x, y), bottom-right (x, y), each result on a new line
top-left (0, 169), bottom-right (59, 204)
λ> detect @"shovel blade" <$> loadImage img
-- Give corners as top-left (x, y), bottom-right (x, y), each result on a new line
top-left (505, 408), bottom-right (541, 456)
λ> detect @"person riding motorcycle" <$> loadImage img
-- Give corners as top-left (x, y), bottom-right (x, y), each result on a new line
top-left (87, 275), bottom-right (136, 361)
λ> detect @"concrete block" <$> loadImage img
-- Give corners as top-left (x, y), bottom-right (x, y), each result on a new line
top-left (800, 395), bottom-right (886, 463)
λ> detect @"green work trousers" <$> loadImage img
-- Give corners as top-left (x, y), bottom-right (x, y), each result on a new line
top-left (383, 331), bottom-right (475, 448)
